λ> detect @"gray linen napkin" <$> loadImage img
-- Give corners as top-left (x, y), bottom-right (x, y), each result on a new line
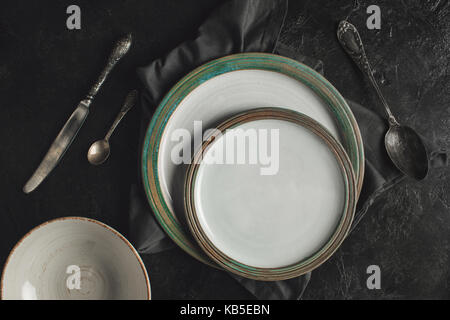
top-left (130, 0), bottom-right (448, 300)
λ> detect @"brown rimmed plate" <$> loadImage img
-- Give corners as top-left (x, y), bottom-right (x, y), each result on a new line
top-left (184, 108), bottom-right (357, 280)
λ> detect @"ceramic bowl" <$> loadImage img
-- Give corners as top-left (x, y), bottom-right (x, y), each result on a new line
top-left (1, 217), bottom-right (151, 300)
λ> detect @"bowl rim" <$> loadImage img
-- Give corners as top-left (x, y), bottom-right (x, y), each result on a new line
top-left (0, 216), bottom-right (151, 300)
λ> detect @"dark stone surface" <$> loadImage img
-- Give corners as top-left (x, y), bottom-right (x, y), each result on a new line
top-left (0, 0), bottom-right (448, 299)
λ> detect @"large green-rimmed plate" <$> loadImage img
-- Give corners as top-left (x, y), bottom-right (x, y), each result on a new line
top-left (142, 53), bottom-right (364, 266)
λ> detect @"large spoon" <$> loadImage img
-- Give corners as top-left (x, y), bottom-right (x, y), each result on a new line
top-left (337, 20), bottom-right (428, 180)
top-left (87, 89), bottom-right (138, 165)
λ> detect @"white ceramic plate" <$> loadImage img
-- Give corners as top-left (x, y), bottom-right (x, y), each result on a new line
top-left (142, 53), bottom-right (364, 265)
top-left (1, 217), bottom-right (151, 300)
top-left (160, 69), bottom-right (344, 214)
top-left (184, 109), bottom-right (356, 279)
top-left (194, 119), bottom-right (345, 268)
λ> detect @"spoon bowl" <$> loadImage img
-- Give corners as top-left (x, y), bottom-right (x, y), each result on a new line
top-left (87, 140), bottom-right (110, 165)
top-left (385, 125), bottom-right (428, 180)
top-left (87, 89), bottom-right (137, 166)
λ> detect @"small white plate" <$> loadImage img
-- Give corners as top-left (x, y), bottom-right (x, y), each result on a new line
top-left (185, 109), bottom-right (356, 280)
top-left (1, 217), bottom-right (151, 300)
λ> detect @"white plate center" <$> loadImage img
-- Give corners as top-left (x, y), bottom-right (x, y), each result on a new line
top-left (194, 119), bottom-right (345, 268)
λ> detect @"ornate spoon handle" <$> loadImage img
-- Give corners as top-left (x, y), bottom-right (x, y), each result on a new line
top-left (337, 21), bottom-right (398, 125)
top-left (86, 33), bottom-right (133, 102)
top-left (104, 90), bottom-right (138, 141)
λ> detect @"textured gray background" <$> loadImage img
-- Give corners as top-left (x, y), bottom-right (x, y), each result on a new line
top-left (0, 0), bottom-right (448, 299)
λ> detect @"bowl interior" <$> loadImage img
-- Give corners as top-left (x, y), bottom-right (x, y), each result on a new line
top-left (1, 218), bottom-right (150, 300)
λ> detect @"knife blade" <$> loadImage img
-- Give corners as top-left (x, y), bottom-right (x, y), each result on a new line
top-left (23, 33), bottom-right (132, 194)
top-left (23, 101), bottom-right (90, 194)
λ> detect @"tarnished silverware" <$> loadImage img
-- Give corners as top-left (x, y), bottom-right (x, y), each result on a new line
top-left (87, 89), bottom-right (138, 165)
top-left (23, 33), bottom-right (133, 194)
top-left (337, 20), bottom-right (428, 180)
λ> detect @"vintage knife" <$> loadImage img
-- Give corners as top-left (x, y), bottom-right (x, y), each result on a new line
top-left (23, 33), bottom-right (132, 194)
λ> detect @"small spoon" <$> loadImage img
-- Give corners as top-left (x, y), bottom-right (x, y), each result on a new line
top-left (87, 89), bottom-right (138, 165)
top-left (337, 20), bottom-right (428, 180)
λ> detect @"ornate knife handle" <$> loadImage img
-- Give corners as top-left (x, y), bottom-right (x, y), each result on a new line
top-left (86, 33), bottom-right (133, 102)
top-left (337, 20), bottom-right (398, 125)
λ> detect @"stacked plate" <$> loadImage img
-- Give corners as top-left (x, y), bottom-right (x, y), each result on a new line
top-left (142, 53), bottom-right (364, 280)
